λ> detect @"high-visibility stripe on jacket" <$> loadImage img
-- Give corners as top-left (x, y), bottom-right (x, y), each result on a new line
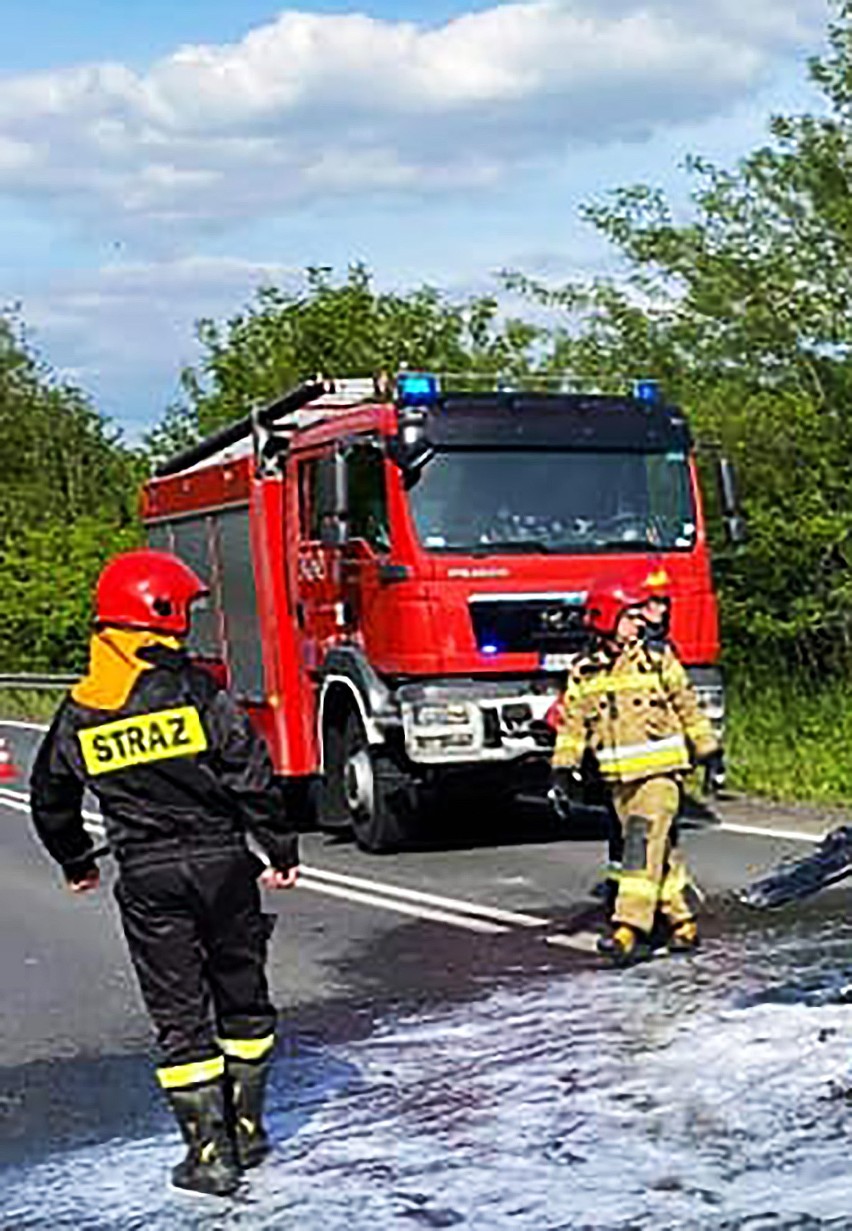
top-left (552, 639), bottom-right (718, 784)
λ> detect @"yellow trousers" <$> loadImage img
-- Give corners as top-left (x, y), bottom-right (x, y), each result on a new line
top-left (610, 776), bottom-right (696, 935)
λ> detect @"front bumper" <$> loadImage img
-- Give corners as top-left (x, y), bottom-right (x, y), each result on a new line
top-left (398, 678), bottom-right (560, 765)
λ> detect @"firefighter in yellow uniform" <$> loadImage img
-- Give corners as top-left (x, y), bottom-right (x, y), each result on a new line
top-left (552, 577), bottom-right (719, 965)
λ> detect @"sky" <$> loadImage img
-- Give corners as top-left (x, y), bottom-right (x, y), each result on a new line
top-left (0, 0), bottom-right (832, 440)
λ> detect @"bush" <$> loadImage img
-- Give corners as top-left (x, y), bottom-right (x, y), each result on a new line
top-left (726, 671), bottom-right (852, 805)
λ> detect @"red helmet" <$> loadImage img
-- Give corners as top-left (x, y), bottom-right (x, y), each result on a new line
top-left (94, 550), bottom-right (208, 635)
top-left (586, 573), bottom-right (670, 638)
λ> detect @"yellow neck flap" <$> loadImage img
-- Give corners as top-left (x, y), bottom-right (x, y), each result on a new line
top-left (72, 628), bottom-right (181, 711)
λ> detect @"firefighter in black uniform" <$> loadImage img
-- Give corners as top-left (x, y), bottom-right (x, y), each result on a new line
top-left (30, 549), bottom-right (300, 1197)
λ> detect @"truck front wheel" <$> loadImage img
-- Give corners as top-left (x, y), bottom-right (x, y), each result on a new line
top-left (320, 705), bottom-right (416, 853)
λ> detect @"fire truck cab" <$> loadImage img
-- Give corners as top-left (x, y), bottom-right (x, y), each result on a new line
top-left (142, 374), bottom-right (725, 852)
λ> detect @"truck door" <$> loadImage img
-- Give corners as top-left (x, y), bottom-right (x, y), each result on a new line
top-left (341, 440), bottom-right (393, 649)
top-left (296, 450), bottom-right (345, 672)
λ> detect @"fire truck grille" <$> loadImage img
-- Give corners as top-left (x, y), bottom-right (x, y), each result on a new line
top-left (469, 597), bottom-right (590, 656)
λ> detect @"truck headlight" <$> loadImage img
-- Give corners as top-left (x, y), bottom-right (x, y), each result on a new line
top-left (403, 699), bottom-right (482, 759)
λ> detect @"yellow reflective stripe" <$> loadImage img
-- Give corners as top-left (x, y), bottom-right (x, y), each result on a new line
top-left (578, 673), bottom-right (662, 698)
top-left (597, 735), bottom-right (685, 763)
top-left (597, 735), bottom-right (688, 777)
top-left (78, 705), bottom-right (208, 776)
top-left (218, 1034), bottom-right (275, 1062)
top-left (157, 1055), bottom-right (224, 1090)
top-left (599, 755), bottom-right (687, 778)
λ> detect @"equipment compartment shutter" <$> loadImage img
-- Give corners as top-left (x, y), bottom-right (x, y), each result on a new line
top-left (170, 517), bottom-right (222, 659)
top-left (146, 522), bottom-right (173, 553)
top-left (216, 507), bottom-right (264, 701)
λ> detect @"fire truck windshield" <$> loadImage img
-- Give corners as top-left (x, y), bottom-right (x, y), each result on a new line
top-left (407, 449), bottom-right (696, 554)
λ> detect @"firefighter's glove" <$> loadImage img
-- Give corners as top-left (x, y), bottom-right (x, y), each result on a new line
top-left (701, 749), bottom-right (726, 796)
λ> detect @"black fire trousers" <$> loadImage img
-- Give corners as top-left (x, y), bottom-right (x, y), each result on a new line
top-left (115, 846), bottom-right (276, 1071)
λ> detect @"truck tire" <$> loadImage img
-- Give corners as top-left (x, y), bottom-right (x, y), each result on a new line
top-left (320, 705), bottom-right (415, 853)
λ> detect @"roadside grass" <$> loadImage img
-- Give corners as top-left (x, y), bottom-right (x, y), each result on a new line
top-left (0, 688), bottom-right (65, 724)
top-left (726, 673), bottom-right (852, 806)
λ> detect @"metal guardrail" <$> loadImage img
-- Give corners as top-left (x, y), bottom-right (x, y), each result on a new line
top-left (0, 673), bottom-right (77, 690)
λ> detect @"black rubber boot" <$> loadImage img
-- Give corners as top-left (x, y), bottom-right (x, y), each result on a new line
top-left (227, 1057), bottom-right (272, 1169)
top-left (167, 1080), bottom-right (241, 1196)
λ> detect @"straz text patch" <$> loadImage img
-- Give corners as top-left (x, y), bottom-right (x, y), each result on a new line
top-left (78, 706), bottom-right (208, 775)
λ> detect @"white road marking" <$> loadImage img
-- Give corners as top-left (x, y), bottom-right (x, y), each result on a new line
top-left (0, 720), bottom-right (837, 849)
top-left (716, 822), bottom-right (822, 844)
top-left (0, 787), bottom-right (106, 839)
top-left (0, 720), bottom-right (835, 942)
top-left (298, 878), bottom-right (508, 934)
top-left (0, 786), bottom-right (512, 933)
top-left (300, 864), bottom-right (551, 929)
top-left (545, 931), bottom-right (601, 953)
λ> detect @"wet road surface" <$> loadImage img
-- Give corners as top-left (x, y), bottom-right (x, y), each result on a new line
top-left (3, 720), bottom-right (852, 1229)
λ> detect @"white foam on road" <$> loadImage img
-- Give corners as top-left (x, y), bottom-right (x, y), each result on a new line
top-left (5, 922), bottom-right (852, 1230)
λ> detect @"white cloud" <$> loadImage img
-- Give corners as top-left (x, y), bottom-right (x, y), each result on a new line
top-left (0, 1), bottom-right (827, 234)
top-left (21, 256), bottom-right (306, 434)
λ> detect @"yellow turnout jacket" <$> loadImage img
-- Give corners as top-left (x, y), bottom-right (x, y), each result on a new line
top-left (552, 639), bottom-right (718, 783)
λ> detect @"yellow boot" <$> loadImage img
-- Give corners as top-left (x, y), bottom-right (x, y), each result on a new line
top-left (597, 924), bottom-right (648, 966)
top-left (668, 917), bottom-right (700, 953)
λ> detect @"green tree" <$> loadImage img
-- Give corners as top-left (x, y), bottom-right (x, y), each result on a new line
top-left (0, 518), bottom-right (140, 671)
top-left (0, 314), bottom-right (141, 670)
top-left (146, 264), bottom-right (541, 461)
top-left (508, 0), bottom-right (852, 672)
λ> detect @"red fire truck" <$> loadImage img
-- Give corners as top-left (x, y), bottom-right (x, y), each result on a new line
top-left (142, 374), bottom-right (733, 851)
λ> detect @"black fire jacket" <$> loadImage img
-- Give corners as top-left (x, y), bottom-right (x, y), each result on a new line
top-left (30, 644), bottom-right (298, 879)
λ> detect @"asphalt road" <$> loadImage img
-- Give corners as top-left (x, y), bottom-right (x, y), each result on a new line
top-left (2, 718), bottom-right (851, 1229)
top-left (0, 719), bottom-right (838, 1069)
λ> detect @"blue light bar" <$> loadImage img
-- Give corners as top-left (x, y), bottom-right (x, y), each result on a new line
top-left (481, 643), bottom-right (501, 656)
top-left (397, 372), bottom-right (440, 407)
top-left (633, 379), bottom-right (661, 404)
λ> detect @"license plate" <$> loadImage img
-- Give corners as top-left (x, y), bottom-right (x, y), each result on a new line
top-left (540, 653), bottom-right (575, 672)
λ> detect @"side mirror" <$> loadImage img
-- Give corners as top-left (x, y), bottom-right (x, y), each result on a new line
top-left (716, 456), bottom-right (747, 545)
top-left (388, 437), bottom-right (435, 480)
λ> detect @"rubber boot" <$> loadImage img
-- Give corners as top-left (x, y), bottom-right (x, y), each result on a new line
top-left (590, 864), bottom-right (621, 918)
top-left (167, 1079), bottom-right (241, 1196)
top-left (668, 917), bottom-right (700, 953)
top-left (597, 923), bottom-right (648, 967)
top-left (227, 1057), bottom-right (271, 1169)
